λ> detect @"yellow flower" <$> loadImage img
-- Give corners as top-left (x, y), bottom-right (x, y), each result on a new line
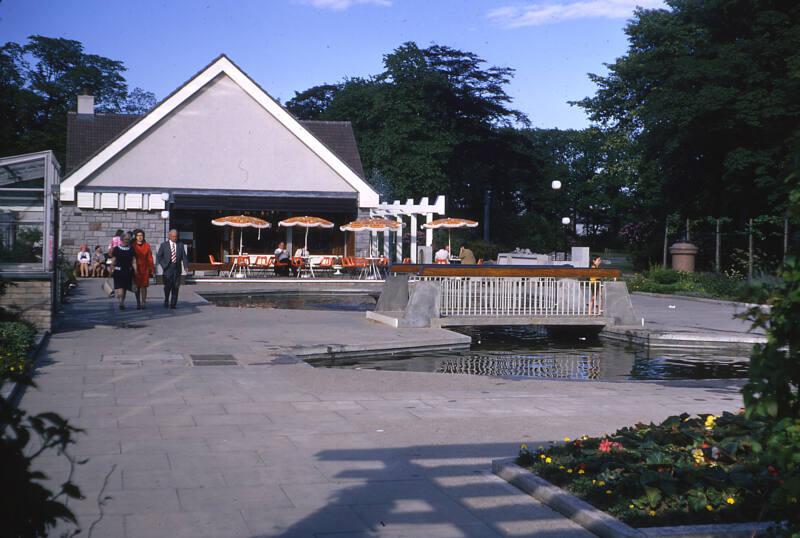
top-left (606, 490), bottom-right (612, 495)
top-left (567, 469), bottom-right (573, 474)
top-left (545, 457), bottom-right (552, 464)
top-left (705, 415), bottom-right (716, 430)
top-left (578, 469), bottom-right (585, 475)
top-left (559, 465), bottom-right (565, 470)
top-left (520, 444), bottom-right (528, 450)
top-left (592, 480), bottom-right (596, 484)
top-left (564, 437), bottom-right (571, 442)
top-left (705, 505), bottom-right (714, 511)
top-left (629, 504), bottom-right (635, 509)
top-left (539, 454), bottom-right (546, 459)
top-left (598, 480), bottom-right (606, 487)
top-left (649, 510), bottom-right (657, 517)
top-left (581, 435), bottom-right (589, 441)
top-left (726, 497), bottom-right (735, 505)
top-left (692, 448), bottom-right (705, 464)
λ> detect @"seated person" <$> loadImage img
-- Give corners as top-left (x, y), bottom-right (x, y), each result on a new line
top-left (434, 245), bottom-right (450, 264)
top-left (274, 241), bottom-right (291, 276)
top-left (76, 244), bottom-right (91, 277)
top-left (91, 245), bottom-right (106, 276)
top-left (459, 245), bottom-right (476, 265)
top-left (294, 246), bottom-right (308, 258)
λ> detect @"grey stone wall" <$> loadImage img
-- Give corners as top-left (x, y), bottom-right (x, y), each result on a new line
top-left (0, 277), bottom-right (52, 329)
top-left (61, 204), bottom-right (164, 258)
top-left (355, 208), bottom-right (371, 256)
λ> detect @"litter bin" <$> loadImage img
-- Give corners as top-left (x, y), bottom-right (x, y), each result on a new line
top-left (670, 242), bottom-right (698, 272)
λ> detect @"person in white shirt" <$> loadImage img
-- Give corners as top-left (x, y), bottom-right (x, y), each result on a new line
top-left (76, 244), bottom-right (91, 277)
top-left (434, 245), bottom-right (450, 264)
top-left (294, 247), bottom-right (308, 258)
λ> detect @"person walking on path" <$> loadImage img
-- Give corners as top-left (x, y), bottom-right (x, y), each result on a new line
top-left (132, 229), bottom-right (155, 309)
top-left (156, 229), bottom-right (188, 309)
top-left (109, 232), bottom-right (136, 310)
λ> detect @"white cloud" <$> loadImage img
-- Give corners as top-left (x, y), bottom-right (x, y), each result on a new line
top-left (301, 0), bottom-right (391, 10)
top-left (487, 0), bottom-right (665, 28)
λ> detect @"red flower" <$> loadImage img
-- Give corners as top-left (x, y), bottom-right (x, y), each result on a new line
top-left (598, 439), bottom-right (624, 453)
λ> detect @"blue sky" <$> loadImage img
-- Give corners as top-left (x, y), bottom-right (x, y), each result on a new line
top-left (1, 0), bottom-right (663, 129)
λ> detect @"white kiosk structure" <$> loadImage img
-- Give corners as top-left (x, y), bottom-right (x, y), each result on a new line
top-left (370, 195), bottom-right (446, 263)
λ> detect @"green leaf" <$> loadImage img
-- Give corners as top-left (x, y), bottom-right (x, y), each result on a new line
top-left (644, 486), bottom-right (662, 508)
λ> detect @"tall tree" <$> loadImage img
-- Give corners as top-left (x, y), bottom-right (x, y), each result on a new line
top-left (577, 0), bottom-right (800, 222)
top-left (286, 42), bottom-right (536, 242)
top-left (0, 36), bottom-right (156, 163)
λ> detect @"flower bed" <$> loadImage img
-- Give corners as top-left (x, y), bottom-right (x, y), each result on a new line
top-left (0, 321), bottom-right (36, 375)
top-left (517, 412), bottom-right (788, 528)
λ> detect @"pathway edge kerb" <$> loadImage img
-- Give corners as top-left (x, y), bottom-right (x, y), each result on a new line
top-left (492, 457), bottom-right (643, 538)
top-left (1, 330), bottom-right (50, 406)
top-left (493, 458), bottom-right (775, 538)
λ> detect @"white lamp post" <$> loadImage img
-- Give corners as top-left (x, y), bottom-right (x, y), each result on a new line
top-left (551, 180), bottom-right (562, 190)
top-left (561, 217), bottom-right (571, 225)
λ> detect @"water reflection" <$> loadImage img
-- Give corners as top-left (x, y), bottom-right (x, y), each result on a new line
top-left (309, 326), bottom-right (749, 381)
top-left (202, 292), bottom-right (377, 312)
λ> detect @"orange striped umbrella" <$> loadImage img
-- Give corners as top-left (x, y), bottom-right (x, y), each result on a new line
top-left (340, 218), bottom-right (403, 256)
top-left (278, 216), bottom-right (335, 253)
top-left (422, 217), bottom-right (479, 252)
top-left (211, 215), bottom-right (271, 254)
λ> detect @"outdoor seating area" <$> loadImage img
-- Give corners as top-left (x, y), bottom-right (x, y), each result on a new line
top-left (195, 253), bottom-right (391, 280)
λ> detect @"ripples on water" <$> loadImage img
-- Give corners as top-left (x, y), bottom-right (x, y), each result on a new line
top-left (312, 326), bottom-right (750, 381)
top-left (204, 293), bottom-right (749, 381)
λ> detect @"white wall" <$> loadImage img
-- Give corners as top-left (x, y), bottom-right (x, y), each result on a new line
top-left (83, 74), bottom-right (357, 194)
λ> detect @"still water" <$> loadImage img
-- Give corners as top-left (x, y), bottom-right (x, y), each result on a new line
top-left (202, 292), bottom-right (378, 312)
top-left (307, 326), bottom-right (750, 382)
top-left (204, 293), bottom-right (749, 381)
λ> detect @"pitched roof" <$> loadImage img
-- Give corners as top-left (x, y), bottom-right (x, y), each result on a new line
top-left (66, 114), bottom-right (365, 178)
top-left (60, 54), bottom-right (376, 207)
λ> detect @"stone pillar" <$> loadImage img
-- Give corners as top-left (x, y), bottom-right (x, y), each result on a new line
top-left (669, 242), bottom-right (698, 272)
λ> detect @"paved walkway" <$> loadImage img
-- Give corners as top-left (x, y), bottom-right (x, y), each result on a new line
top-left (24, 282), bottom-right (744, 537)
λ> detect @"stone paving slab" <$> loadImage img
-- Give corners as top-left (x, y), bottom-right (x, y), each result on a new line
top-left (17, 283), bottom-right (747, 537)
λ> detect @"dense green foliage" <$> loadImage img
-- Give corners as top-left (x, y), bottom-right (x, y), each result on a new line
top-left (0, 372), bottom-right (84, 537)
top-left (0, 35), bottom-right (156, 164)
top-left (0, 321), bottom-right (36, 375)
top-left (518, 412), bottom-right (785, 528)
top-left (626, 267), bottom-right (746, 299)
top-left (578, 0), bottom-right (800, 251)
top-left (741, 257), bottom-right (800, 534)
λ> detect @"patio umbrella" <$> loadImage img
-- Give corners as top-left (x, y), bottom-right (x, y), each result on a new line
top-left (340, 218), bottom-right (403, 257)
top-left (278, 216), bottom-right (334, 255)
top-left (422, 217), bottom-right (479, 253)
top-left (211, 215), bottom-right (271, 255)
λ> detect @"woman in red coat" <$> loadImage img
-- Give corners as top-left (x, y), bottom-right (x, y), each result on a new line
top-left (132, 229), bottom-right (155, 309)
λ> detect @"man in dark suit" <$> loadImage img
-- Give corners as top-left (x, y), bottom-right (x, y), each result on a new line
top-left (156, 229), bottom-right (188, 309)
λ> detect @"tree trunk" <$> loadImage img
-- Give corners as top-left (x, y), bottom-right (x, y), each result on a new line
top-left (748, 218), bottom-right (754, 281)
top-left (715, 218), bottom-right (721, 273)
top-left (483, 190), bottom-right (491, 242)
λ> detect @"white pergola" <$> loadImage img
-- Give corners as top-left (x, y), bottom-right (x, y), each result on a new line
top-left (370, 196), bottom-right (446, 262)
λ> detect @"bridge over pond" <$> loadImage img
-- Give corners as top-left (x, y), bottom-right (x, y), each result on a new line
top-left (367, 265), bottom-right (636, 329)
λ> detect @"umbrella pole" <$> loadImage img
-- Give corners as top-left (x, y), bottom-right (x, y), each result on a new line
top-left (448, 230), bottom-right (452, 255)
top-left (239, 229), bottom-right (243, 255)
top-left (305, 227), bottom-right (309, 254)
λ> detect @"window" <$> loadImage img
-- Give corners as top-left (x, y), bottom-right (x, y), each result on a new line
top-left (0, 152), bottom-right (59, 272)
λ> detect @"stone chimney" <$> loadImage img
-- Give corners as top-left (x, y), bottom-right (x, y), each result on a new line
top-left (77, 92), bottom-right (95, 115)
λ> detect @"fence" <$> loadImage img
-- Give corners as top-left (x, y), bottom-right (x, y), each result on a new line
top-left (417, 276), bottom-right (605, 318)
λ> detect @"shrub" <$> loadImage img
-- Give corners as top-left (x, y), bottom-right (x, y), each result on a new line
top-left (1, 372), bottom-right (84, 537)
top-left (626, 267), bottom-right (746, 300)
top-left (741, 257), bottom-right (800, 534)
top-left (0, 321), bottom-right (36, 375)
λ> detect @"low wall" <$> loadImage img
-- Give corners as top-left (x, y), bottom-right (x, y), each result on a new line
top-left (0, 274), bottom-right (53, 330)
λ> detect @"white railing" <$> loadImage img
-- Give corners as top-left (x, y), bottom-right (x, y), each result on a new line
top-left (417, 276), bottom-right (604, 318)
